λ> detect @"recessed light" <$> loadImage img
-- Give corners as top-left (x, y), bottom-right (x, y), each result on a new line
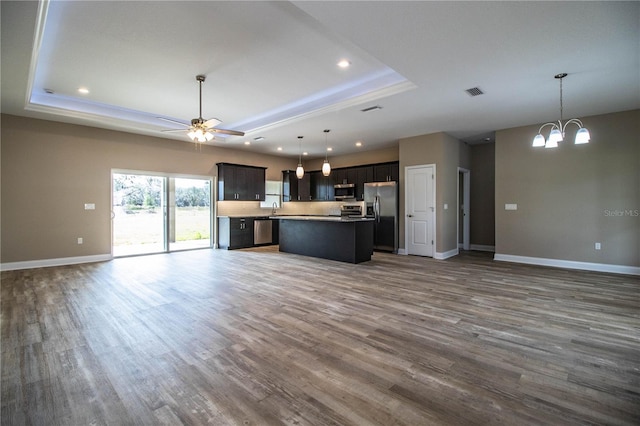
top-left (277, 147), bottom-right (283, 151)
top-left (327, 147), bottom-right (333, 152)
top-left (244, 141), bottom-right (251, 145)
top-left (303, 152), bottom-right (308, 156)
top-left (337, 59), bottom-right (351, 68)
top-left (77, 87), bottom-right (89, 94)
top-left (355, 141), bottom-right (362, 147)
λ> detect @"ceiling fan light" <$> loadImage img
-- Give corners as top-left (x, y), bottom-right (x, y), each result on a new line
top-left (532, 134), bottom-right (546, 147)
top-left (205, 131), bottom-right (214, 141)
top-left (187, 130), bottom-right (197, 140)
top-left (575, 127), bottom-right (590, 144)
top-left (296, 164), bottom-right (304, 179)
top-left (322, 160), bottom-right (331, 176)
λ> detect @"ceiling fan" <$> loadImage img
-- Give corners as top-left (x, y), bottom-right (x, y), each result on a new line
top-left (158, 75), bottom-right (244, 143)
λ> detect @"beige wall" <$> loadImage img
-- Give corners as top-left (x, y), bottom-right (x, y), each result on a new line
top-left (1, 114), bottom-right (400, 265)
top-left (0, 114), bottom-right (297, 263)
top-left (470, 143), bottom-right (495, 247)
top-left (495, 109), bottom-right (639, 267)
top-left (398, 132), bottom-right (469, 254)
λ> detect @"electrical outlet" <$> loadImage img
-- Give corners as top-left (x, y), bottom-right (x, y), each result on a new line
top-left (595, 242), bottom-right (601, 250)
top-left (77, 237), bottom-right (83, 245)
top-left (84, 203), bottom-right (95, 210)
top-left (505, 203), bottom-right (518, 211)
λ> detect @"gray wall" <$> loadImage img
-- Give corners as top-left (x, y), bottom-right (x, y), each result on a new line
top-left (495, 109), bottom-right (639, 267)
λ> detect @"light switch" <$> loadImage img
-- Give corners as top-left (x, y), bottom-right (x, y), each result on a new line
top-left (444, 203), bottom-right (448, 210)
top-left (84, 203), bottom-right (95, 210)
top-left (505, 203), bottom-right (518, 211)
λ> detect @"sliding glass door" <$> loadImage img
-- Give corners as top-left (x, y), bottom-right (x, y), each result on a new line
top-left (171, 178), bottom-right (212, 251)
top-left (112, 172), bottom-right (212, 257)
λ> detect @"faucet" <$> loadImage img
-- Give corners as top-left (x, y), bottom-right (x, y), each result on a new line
top-left (271, 201), bottom-right (278, 216)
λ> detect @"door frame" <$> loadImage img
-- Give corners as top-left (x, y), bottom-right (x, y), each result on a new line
top-left (403, 164), bottom-right (436, 257)
top-left (457, 167), bottom-right (470, 251)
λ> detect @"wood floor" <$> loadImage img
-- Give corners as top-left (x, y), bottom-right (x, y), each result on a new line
top-left (2, 247), bottom-right (639, 425)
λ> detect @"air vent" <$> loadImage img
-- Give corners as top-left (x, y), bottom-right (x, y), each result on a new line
top-left (465, 87), bottom-right (484, 97)
top-left (361, 105), bottom-right (383, 112)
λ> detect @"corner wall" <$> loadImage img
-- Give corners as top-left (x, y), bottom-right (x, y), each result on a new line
top-left (495, 109), bottom-right (639, 273)
top-left (399, 132), bottom-right (469, 256)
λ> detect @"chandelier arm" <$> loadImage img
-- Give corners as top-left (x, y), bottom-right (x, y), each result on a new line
top-left (562, 118), bottom-right (585, 132)
top-left (537, 122), bottom-right (560, 134)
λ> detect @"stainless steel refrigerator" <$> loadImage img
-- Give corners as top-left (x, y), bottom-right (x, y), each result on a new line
top-left (364, 181), bottom-right (398, 253)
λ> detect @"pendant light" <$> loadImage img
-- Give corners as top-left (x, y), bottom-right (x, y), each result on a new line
top-left (322, 129), bottom-right (331, 177)
top-left (296, 136), bottom-right (305, 179)
top-left (533, 73), bottom-right (590, 148)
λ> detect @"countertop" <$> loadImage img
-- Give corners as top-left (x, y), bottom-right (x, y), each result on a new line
top-left (271, 215), bottom-right (373, 222)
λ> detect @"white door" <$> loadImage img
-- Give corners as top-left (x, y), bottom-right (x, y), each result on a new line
top-left (405, 165), bottom-right (435, 257)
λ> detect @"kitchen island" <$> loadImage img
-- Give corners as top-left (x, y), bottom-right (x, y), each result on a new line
top-left (273, 216), bottom-right (374, 264)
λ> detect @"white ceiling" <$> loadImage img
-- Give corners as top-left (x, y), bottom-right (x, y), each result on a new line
top-left (2, 1), bottom-right (639, 159)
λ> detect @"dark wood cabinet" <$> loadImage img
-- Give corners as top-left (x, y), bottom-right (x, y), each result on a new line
top-left (283, 162), bottom-right (398, 202)
top-left (310, 171), bottom-right (334, 201)
top-left (217, 163), bottom-right (266, 201)
top-left (373, 162), bottom-right (399, 182)
top-left (332, 169), bottom-right (347, 186)
top-left (282, 170), bottom-right (311, 201)
top-left (355, 166), bottom-right (374, 200)
top-left (218, 217), bottom-right (254, 249)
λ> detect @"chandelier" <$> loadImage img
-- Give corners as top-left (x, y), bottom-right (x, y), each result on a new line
top-left (532, 73), bottom-right (590, 148)
top-left (296, 136), bottom-right (305, 179)
top-left (322, 129), bottom-right (331, 177)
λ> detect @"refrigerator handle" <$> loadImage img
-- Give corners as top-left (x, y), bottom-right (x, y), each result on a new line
top-left (374, 195), bottom-right (380, 222)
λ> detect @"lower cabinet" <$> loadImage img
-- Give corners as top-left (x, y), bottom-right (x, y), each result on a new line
top-left (218, 217), bottom-right (254, 249)
top-left (218, 217), bottom-right (279, 249)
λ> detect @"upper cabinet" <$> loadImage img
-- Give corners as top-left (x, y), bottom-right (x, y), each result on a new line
top-left (310, 171), bottom-right (334, 201)
top-left (373, 162), bottom-right (399, 182)
top-left (282, 161), bottom-right (398, 202)
top-left (282, 170), bottom-right (311, 202)
top-left (217, 163), bottom-right (266, 201)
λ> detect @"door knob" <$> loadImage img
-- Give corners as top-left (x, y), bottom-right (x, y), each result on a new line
top-left (407, 214), bottom-right (413, 217)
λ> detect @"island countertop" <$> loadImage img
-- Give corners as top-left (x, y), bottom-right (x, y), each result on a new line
top-left (271, 215), bottom-right (373, 222)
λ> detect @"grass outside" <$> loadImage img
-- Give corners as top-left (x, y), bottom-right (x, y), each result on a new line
top-left (113, 206), bottom-right (210, 248)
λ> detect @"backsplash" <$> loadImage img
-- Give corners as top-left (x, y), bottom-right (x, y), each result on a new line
top-left (217, 200), bottom-right (354, 217)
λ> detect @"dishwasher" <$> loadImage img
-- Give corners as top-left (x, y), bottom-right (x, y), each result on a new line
top-left (254, 219), bottom-right (273, 245)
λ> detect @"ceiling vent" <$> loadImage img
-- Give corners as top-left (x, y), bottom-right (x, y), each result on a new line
top-left (465, 87), bottom-right (484, 97)
top-left (361, 105), bottom-right (383, 112)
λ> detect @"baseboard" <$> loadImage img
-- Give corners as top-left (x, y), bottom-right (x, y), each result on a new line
top-left (494, 254), bottom-right (640, 276)
top-left (397, 247), bottom-right (459, 259)
top-left (435, 248), bottom-right (459, 260)
top-left (470, 244), bottom-right (495, 252)
top-left (1, 254), bottom-right (113, 271)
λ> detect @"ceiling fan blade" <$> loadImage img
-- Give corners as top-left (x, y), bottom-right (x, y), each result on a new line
top-left (161, 129), bottom-right (189, 133)
top-left (204, 118), bottom-right (222, 128)
top-left (211, 128), bottom-right (245, 137)
top-left (157, 117), bottom-right (189, 127)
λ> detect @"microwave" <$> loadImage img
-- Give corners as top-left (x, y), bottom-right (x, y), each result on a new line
top-left (334, 183), bottom-right (355, 200)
